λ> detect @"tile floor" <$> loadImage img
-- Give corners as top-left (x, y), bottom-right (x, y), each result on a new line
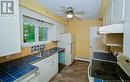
top-left (50, 61), bottom-right (89, 82)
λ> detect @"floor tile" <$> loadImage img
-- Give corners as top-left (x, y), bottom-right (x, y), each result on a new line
top-left (50, 61), bottom-right (89, 82)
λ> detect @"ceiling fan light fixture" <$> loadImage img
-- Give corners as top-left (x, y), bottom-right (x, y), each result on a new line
top-left (67, 13), bottom-right (73, 18)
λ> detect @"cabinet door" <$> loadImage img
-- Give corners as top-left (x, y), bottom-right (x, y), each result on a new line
top-left (105, 0), bottom-right (113, 25)
top-left (33, 59), bottom-right (50, 82)
top-left (33, 54), bottom-right (58, 82)
top-left (124, 0), bottom-right (130, 58)
top-left (113, 0), bottom-right (125, 24)
top-left (40, 61), bottom-right (50, 82)
top-left (51, 54), bottom-right (58, 76)
top-left (0, 0), bottom-right (21, 56)
top-left (47, 54), bottom-right (58, 79)
top-left (57, 23), bottom-right (64, 34)
top-left (49, 26), bottom-right (59, 41)
top-left (49, 23), bottom-right (64, 41)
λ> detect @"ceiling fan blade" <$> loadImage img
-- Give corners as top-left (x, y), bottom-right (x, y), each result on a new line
top-left (57, 14), bottom-right (65, 17)
top-left (74, 11), bottom-right (85, 15)
top-left (60, 9), bottom-right (67, 14)
top-left (74, 16), bottom-right (82, 20)
top-left (61, 6), bottom-right (67, 11)
top-left (60, 16), bottom-right (69, 21)
top-left (57, 13), bottom-right (66, 17)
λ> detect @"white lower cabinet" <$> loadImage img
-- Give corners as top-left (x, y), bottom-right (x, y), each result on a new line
top-left (33, 54), bottom-right (58, 82)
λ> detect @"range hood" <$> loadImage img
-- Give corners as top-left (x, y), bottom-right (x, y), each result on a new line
top-left (99, 24), bottom-right (124, 34)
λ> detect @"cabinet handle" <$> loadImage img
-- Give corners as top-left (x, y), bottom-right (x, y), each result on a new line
top-left (36, 71), bottom-right (40, 75)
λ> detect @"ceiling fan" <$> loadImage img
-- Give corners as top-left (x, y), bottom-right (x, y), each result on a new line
top-left (59, 6), bottom-right (85, 20)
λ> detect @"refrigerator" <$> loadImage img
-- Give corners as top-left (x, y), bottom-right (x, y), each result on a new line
top-left (58, 33), bottom-right (73, 65)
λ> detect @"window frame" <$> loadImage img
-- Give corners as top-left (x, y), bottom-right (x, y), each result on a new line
top-left (22, 16), bottom-right (52, 46)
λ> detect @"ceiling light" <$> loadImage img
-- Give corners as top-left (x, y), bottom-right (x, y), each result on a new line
top-left (67, 13), bottom-right (73, 18)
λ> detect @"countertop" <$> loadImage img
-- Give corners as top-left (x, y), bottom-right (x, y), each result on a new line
top-left (0, 47), bottom-right (64, 82)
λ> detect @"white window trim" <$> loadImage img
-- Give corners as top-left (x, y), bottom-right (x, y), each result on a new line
top-left (22, 16), bottom-right (53, 47)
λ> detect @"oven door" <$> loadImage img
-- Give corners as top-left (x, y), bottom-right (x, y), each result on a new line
top-left (88, 63), bottom-right (105, 82)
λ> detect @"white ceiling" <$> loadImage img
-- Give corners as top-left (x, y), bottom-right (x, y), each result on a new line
top-left (36, 0), bottom-right (102, 19)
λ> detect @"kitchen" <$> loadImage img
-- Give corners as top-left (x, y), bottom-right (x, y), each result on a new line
top-left (0, 0), bottom-right (130, 82)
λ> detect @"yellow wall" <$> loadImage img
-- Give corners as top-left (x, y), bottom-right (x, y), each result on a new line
top-left (99, 0), bottom-right (109, 19)
top-left (20, 0), bottom-right (67, 25)
top-left (20, 0), bottom-right (104, 59)
top-left (65, 19), bottom-right (102, 59)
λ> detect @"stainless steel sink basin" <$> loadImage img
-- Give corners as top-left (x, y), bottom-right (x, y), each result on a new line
top-left (35, 50), bottom-right (56, 58)
top-left (35, 53), bottom-right (46, 58)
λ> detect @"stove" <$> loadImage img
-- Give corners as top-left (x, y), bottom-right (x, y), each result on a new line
top-left (91, 60), bottom-right (120, 81)
top-left (88, 52), bottom-right (130, 82)
top-left (89, 59), bottom-right (130, 82)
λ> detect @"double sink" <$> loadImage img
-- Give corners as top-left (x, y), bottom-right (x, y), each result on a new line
top-left (35, 50), bottom-right (56, 58)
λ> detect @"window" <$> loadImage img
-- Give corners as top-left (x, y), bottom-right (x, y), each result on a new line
top-left (23, 16), bottom-right (51, 44)
top-left (39, 26), bottom-right (48, 41)
top-left (23, 23), bottom-right (35, 43)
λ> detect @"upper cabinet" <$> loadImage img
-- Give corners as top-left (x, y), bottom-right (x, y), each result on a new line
top-left (49, 25), bottom-right (59, 41)
top-left (124, 0), bottom-right (130, 58)
top-left (104, 0), bottom-right (113, 25)
top-left (101, 0), bottom-right (125, 48)
top-left (104, 0), bottom-right (125, 25)
top-left (112, 0), bottom-right (125, 24)
top-left (49, 23), bottom-right (64, 41)
top-left (0, 0), bottom-right (21, 56)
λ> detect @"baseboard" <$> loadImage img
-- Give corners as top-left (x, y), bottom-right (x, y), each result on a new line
top-left (75, 56), bottom-right (90, 62)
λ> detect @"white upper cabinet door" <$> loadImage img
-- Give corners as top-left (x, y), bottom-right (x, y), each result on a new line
top-left (56, 23), bottom-right (65, 41)
top-left (124, 0), bottom-right (130, 58)
top-left (57, 23), bottom-right (64, 34)
top-left (49, 23), bottom-right (64, 41)
top-left (105, 0), bottom-right (114, 25)
top-left (49, 25), bottom-right (59, 41)
top-left (0, 0), bottom-right (21, 56)
top-left (112, 0), bottom-right (125, 24)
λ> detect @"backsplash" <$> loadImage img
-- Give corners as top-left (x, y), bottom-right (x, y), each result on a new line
top-left (0, 42), bottom-right (57, 63)
top-left (31, 44), bottom-right (45, 52)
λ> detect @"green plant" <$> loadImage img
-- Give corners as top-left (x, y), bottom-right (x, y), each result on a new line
top-left (23, 23), bottom-right (35, 43)
top-left (39, 26), bottom-right (48, 41)
top-left (39, 26), bottom-right (44, 41)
